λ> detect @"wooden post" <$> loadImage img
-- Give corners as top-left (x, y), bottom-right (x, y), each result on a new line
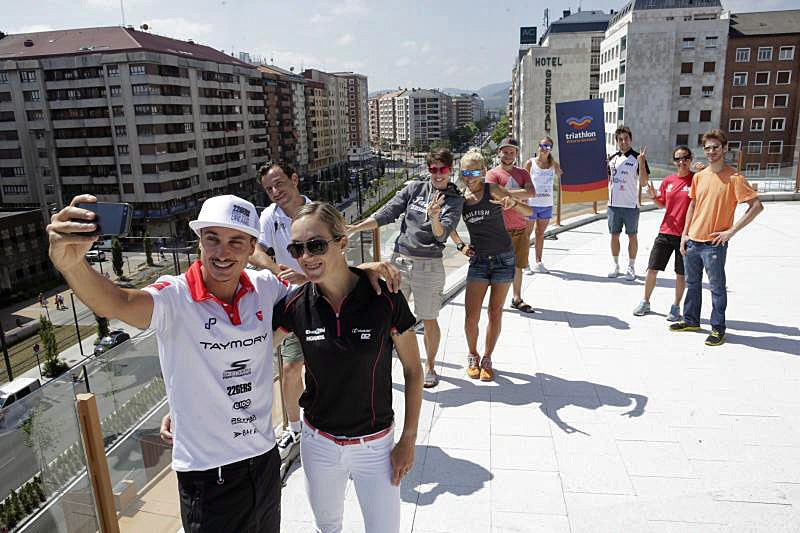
top-left (556, 178), bottom-right (563, 226)
top-left (795, 155), bottom-right (800, 193)
top-left (593, 201), bottom-right (598, 214)
top-left (276, 347), bottom-right (288, 430)
top-left (371, 227), bottom-right (381, 262)
top-left (75, 393), bottom-right (121, 533)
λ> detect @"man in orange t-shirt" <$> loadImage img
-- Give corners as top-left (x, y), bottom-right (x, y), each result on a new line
top-left (669, 129), bottom-right (763, 346)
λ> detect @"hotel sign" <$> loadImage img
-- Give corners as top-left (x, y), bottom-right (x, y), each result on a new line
top-left (536, 57), bottom-right (562, 132)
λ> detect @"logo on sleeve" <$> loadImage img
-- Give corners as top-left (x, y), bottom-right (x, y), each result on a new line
top-left (146, 281), bottom-right (171, 291)
top-left (305, 327), bottom-right (326, 342)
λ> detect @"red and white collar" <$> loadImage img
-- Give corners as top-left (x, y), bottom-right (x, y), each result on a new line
top-left (185, 260), bottom-right (255, 325)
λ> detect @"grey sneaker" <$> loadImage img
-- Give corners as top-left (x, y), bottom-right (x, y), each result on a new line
top-left (666, 304), bottom-right (682, 322)
top-left (533, 262), bottom-right (550, 274)
top-left (633, 300), bottom-right (651, 316)
top-left (608, 265), bottom-right (621, 278)
top-left (624, 266), bottom-right (636, 281)
top-left (276, 429), bottom-right (301, 460)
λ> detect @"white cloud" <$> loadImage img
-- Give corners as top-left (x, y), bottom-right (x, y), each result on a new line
top-left (420, 42), bottom-right (431, 53)
top-left (395, 56), bottom-right (411, 67)
top-left (331, 0), bottom-right (367, 16)
top-left (145, 18), bottom-right (213, 41)
top-left (309, 13), bottom-right (331, 25)
top-left (336, 33), bottom-right (354, 46)
top-left (8, 24), bottom-right (56, 34)
top-left (401, 40), bottom-right (417, 49)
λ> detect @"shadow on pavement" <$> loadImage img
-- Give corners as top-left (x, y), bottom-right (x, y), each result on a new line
top-left (401, 445), bottom-right (492, 505)
top-left (533, 307), bottom-right (630, 329)
top-left (548, 269), bottom-right (711, 290)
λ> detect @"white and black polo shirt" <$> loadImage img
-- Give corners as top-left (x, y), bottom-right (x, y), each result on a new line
top-left (608, 149), bottom-right (650, 208)
top-left (272, 268), bottom-right (416, 438)
top-left (144, 261), bottom-right (289, 472)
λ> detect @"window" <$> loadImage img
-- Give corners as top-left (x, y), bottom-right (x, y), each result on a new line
top-left (14, 167), bottom-right (25, 176)
top-left (683, 37), bottom-right (696, 49)
top-left (113, 106), bottom-right (124, 117)
top-left (696, 134), bottom-right (704, 146)
top-left (132, 84), bottom-right (149, 95)
top-left (184, 123), bottom-right (194, 133)
top-left (620, 63), bottom-right (626, 75)
top-left (700, 110), bottom-right (712, 122)
top-left (676, 134), bottom-right (689, 145)
top-left (702, 85), bottom-right (713, 97)
top-left (745, 163), bottom-right (760, 177)
top-left (110, 85), bottom-right (121, 96)
top-left (774, 94), bottom-right (788, 108)
top-left (766, 164), bottom-right (781, 176)
top-left (757, 47), bottom-right (773, 61)
top-left (747, 141), bottom-right (762, 154)
top-left (735, 48), bottom-right (750, 62)
top-left (681, 62), bottom-right (693, 74)
top-left (26, 109), bottom-right (43, 120)
top-left (678, 110), bottom-right (690, 122)
top-left (754, 72), bottom-right (770, 85)
top-left (728, 141), bottom-right (741, 151)
top-left (729, 119), bottom-right (743, 132)
top-left (121, 165), bottom-right (132, 176)
top-left (703, 61), bottom-right (716, 73)
top-left (779, 46), bottom-right (795, 61)
top-left (117, 145), bottom-right (129, 155)
top-left (731, 95), bottom-right (745, 108)
top-left (130, 64), bottom-right (146, 76)
top-left (19, 70), bottom-right (37, 82)
top-left (23, 90), bottom-right (41, 101)
top-left (705, 36), bottom-right (718, 48)
top-left (768, 141), bottom-right (783, 154)
top-left (750, 118), bottom-right (764, 132)
top-left (733, 72), bottom-right (747, 86)
top-left (679, 86), bottom-right (692, 96)
top-left (0, 72), bottom-right (7, 84)
top-left (620, 36), bottom-right (627, 50)
top-left (618, 107), bottom-right (624, 122)
top-left (776, 71), bottom-right (791, 84)
top-left (753, 95), bottom-right (767, 108)
top-left (107, 65), bottom-right (119, 77)
top-left (771, 117), bottom-right (785, 131)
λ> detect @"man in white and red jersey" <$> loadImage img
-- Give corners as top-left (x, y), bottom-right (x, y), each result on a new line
top-left (46, 193), bottom-right (398, 533)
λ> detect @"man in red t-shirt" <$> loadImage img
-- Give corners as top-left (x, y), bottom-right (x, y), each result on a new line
top-left (633, 146), bottom-right (696, 321)
top-left (485, 137), bottom-right (535, 313)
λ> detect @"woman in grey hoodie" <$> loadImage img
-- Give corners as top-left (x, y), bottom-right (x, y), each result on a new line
top-left (347, 148), bottom-right (464, 387)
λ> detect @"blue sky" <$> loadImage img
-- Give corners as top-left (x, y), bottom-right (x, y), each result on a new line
top-left (5, 0), bottom-right (797, 91)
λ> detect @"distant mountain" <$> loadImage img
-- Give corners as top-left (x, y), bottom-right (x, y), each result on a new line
top-left (368, 89), bottom-right (394, 98)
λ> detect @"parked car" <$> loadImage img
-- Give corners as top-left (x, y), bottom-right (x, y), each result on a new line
top-left (93, 330), bottom-right (131, 356)
top-left (94, 239), bottom-right (114, 251)
top-left (0, 378), bottom-right (41, 435)
top-left (85, 250), bottom-right (106, 262)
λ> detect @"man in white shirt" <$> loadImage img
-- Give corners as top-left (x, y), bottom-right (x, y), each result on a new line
top-left (607, 125), bottom-right (650, 281)
top-left (251, 162), bottom-right (310, 460)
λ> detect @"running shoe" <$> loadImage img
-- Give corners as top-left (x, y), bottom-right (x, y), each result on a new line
top-left (277, 429), bottom-right (301, 460)
top-left (666, 304), bottom-right (682, 322)
top-left (624, 266), bottom-right (636, 281)
top-left (705, 331), bottom-right (725, 346)
top-left (608, 265), bottom-right (620, 278)
top-left (669, 321), bottom-right (701, 332)
top-left (479, 357), bottom-right (494, 382)
top-left (533, 262), bottom-right (550, 274)
top-left (524, 265), bottom-right (534, 276)
top-left (467, 355), bottom-right (480, 379)
top-left (633, 300), bottom-right (651, 316)
top-left (423, 369), bottom-right (439, 388)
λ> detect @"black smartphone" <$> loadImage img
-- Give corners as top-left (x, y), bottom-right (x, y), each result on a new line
top-left (75, 202), bottom-right (133, 237)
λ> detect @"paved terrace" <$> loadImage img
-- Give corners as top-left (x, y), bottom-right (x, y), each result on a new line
top-left (278, 200), bottom-right (800, 532)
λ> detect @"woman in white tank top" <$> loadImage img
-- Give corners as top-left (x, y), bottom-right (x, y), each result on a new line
top-left (524, 136), bottom-right (562, 274)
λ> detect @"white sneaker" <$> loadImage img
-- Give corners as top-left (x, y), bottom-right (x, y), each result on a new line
top-left (524, 265), bottom-right (534, 276)
top-left (533, 262), bottom-right (550, 274)
top-left (624, 266), bottom-right (636, 281)
top-left (277, 429), bottom-right (301, 460)
top-left (608, 265), bottom-right (620, 278)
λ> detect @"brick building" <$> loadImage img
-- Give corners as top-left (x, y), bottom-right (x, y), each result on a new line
top-left (720, 10), bottom-right (800, 178)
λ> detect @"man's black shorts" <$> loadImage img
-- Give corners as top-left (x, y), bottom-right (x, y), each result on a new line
top-left (648, 233), bottom-right (684, 275)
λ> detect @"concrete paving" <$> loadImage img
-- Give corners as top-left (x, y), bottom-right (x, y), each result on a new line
top-left (280, 200), bottom-right (800, 532)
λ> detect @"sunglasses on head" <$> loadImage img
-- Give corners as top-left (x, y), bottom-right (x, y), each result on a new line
top-left (461, 169), bottom-right (482, 177)
top-left (539, 144), bottom-right (553, 150)
top-left (428, 166), bottom-right (450, 175)
top-left (286, 236), bottom-right (342, 259)
top-left (673, 156), bottom-right (692, 162)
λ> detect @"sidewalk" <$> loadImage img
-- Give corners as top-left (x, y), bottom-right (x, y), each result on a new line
top-left (279, 200), bottom-right (800, 532)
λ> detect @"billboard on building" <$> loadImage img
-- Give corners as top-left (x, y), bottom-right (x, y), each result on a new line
top-left (520, 27), bottom-right (537, 45)
top-left (555, 99), bottom-right (608, 204)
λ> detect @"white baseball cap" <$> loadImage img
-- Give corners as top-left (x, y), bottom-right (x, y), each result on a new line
top-left (189, 195), bottom-right (260, 239)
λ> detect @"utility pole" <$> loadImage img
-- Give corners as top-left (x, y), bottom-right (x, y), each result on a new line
top-left (0, 325), bottom-right (13, 382)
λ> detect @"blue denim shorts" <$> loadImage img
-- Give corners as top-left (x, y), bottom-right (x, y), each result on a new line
top-left (529, 206), bottom-right (553, 220)
top-left (607, 206), bottom-right (639, 235)
top-left (467, 249), bottom-right (515, 284)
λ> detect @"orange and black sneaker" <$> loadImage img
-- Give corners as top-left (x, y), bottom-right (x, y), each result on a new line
top-left (479, 356), bottom-right (493, 382)
top-left (705, 331), bottom-right (725, 346)
top-left (467, 354), bottom-right (481, 379)
top-left (669, 321), bottom-right (701, 332)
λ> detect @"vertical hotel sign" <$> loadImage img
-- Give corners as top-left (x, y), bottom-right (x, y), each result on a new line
top-left (555, 99), bottom-right (608, 203)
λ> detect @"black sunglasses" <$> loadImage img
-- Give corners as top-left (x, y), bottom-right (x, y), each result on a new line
top-left (673, 156), bottom-right (692, 162)
top-left (286, 237), bottom-right (342, 259)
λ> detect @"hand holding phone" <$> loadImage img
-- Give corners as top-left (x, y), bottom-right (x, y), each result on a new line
top-left (74, 202), bottom-right (132, 237)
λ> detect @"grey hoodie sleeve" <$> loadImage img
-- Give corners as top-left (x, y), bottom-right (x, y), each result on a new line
top-left (373, 184), bottom-right (411, 226)
top-left (435, 194), bottom-right (465, 243)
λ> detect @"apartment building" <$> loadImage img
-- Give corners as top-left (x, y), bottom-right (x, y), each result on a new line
top-left (368, 96), bottom-right (380, 143)
top-left (257, 64), bottom-right (308, 174)
top-left (0, 209), bottom-right (56, 294)
top-left (377, 90), bottom-right (404, 146)
top-left (303, 69), bottom-right (352, 180)
top-left (600, 0), bottom-right (729, 164)
top-left (450, 93), bottom-right (485, 129)
top-left (513, 10), bottom-right (610, 163)
top-left (720, 10), bottom-right (800, 178)
top-left (331, 72), bottom-right (370, 163)
top-left (395, 89), bottom-right (452, 147)
top-left (0, 26), bottom-right (266, 235)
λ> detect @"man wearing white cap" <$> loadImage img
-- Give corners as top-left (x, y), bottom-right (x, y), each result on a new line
top-left (46, 194), bottom-right (398, 532)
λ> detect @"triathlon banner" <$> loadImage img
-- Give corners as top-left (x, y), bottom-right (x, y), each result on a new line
top-left (555, 99), bottom-right (608, 204)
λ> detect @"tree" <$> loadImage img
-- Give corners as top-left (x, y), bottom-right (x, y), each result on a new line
top-left (5, 490), bottom-right (22, 528)
top-left (143, 231), bottom-right (154, 266)
top-left (95, 314), bottom-right (110, 342)
top-left (111, 238), bottom-right (124, 278)
top-left (490, 115), bottom-right (510, 145)
top-left (430, 139), bottom-right (451, 152)
top-left (39, 317), bottom-right (67, 378)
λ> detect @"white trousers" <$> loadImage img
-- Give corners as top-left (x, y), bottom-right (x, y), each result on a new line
top-left (301, 425), bottom-right (400, 533)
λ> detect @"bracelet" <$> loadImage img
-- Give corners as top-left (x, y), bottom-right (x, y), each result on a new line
top-left (456, 242), bottom-right (466, 251)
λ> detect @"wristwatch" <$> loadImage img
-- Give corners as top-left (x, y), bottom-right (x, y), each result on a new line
top-left (456, 242), bottom-right (466, 251)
